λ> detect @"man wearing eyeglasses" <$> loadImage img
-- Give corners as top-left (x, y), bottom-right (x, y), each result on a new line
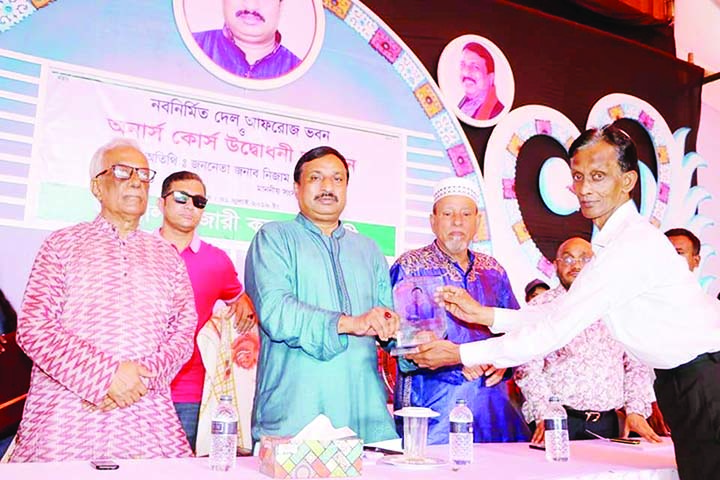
top-left (10, 139), bottom-right (197, 462)
top-left (157, 171), bottom-right (256, 453)
top-left (514, 237), bottom-right (657, 444)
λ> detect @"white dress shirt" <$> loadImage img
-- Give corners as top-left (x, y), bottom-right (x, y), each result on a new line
top-left (460, 201), bottom-right (720, 369)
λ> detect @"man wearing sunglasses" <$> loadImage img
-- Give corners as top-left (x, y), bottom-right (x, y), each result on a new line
top-left (514, 237), bottom-right (657, 444)
top-left (10, 139), bottom-right (197, 462)
top-left (157, 171), bottom-right (256, 453)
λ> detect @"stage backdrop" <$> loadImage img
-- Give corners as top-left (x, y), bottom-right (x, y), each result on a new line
top-left (0, 0), bottom-right (709, 446)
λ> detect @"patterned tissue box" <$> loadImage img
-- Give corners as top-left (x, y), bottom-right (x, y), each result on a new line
top-left (258, 435), bottom-right (363, 478)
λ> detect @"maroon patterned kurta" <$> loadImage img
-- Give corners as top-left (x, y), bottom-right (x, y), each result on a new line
top-left (11, 216), bottom-right (197, 462)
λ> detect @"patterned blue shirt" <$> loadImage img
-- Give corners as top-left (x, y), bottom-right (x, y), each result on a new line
top-left (390, 241), bottom-right (530, 444)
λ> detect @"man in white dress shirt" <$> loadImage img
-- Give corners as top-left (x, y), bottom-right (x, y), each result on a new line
top-left (407, 124), bottom-right (720, 480)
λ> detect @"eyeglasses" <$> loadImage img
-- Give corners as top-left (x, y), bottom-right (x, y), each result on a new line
top-left (163, 190), bottom-right (208, 209)
top-left (558, 255), bottom-right (593, 266)
top-left (95, 164), bottom-right (156, 183)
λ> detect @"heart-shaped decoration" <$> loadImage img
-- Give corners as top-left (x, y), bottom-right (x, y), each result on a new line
top-left (539, 156), bottom-right (579, 216)
top-left (483, 94), bottom-right (681, 285)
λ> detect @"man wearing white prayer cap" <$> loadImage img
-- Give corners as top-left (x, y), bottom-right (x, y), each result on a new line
top-left (388, 176), bottom-right (531, 444)
top-left (432, 176), bottom-right (482, 206)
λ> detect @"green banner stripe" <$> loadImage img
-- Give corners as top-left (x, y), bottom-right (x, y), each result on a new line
top-left (37, 183), bottom-right (396, 255)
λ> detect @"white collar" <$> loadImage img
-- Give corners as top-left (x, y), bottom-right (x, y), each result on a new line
top-left (591, 200), bottom-right (639, 251)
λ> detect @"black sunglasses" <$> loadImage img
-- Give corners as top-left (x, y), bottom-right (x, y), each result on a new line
top-left (163, 190), bottom-right (208, 209)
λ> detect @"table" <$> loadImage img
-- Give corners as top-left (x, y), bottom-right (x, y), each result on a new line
top-left (0, 440), bottom-right (678, 480)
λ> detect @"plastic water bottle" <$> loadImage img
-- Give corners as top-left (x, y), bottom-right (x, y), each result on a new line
top-left (544, 396), bottom-right (570, 462)
top-left (209, 395), bottom-right (238, 471)
top-left (449, 399), bottom-right (474, 466)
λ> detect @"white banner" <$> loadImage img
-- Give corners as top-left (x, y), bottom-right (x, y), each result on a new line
top-left (27, 67), bottom-right (404, 248)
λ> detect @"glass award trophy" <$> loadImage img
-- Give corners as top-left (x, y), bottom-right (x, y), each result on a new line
top-left (390, 276), bottom-right (447, 356)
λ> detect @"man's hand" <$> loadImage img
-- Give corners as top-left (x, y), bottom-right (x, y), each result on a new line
top-left (405, 340), bottom-right (461, 369)
top-left (107, 361), bottom-right (156, 408)
top-left (461, 364), bottom-right (506, 387)
top-left (647, 401), bottom-right (671, 436)
top-left (483, 365), bottom-right (506, 387)
top-left (434, 286), bottom-right (493, 326)
top-left (337, 308), bottom-right (399, 341)
top-left (228, 293), bottom-right (257, 335)
top-left (461, 364), bottom-right (486, 381)
top-left (98, 395), bottom-right (120, 412)
top-left (623, 412), bottom-right (662, 443)
top-left (531, 420), bottom-right (546, 445)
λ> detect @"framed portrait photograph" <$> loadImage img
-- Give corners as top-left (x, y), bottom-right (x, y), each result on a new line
top-left (390, 276), bottom-right (447, 356)
top-left (174, 0), bottom-right (325, 90)
top-left (437, 34), bottom-right (515, 128)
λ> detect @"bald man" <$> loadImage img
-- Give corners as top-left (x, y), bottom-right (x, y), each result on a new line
top-left (514, 237), bottom-right (658, 444)
top-left (665, 228), bottom-right (701, 273)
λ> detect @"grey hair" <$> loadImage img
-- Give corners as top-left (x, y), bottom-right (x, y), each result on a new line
top-left (89, 138), bottom-right (143, 179)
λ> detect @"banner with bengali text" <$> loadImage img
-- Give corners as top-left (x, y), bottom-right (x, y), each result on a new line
top-left (27, 67), bottom-right (404, 255)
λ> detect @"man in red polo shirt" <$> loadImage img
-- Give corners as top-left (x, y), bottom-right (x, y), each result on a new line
top-left (158, 171), bottom-right (256, 452)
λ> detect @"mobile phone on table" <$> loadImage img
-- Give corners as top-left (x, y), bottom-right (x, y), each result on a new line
top-left (611, 438), bottom-right (641, 445)
top-left (90, 460), bottom-right (119, 470)
top-left (363, 446), bottom-right (403, 455)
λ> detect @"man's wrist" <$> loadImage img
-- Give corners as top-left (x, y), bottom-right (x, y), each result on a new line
top-left (627, 401), bottom-right (653, 419)
top-left (484, 307), bottom-right (495, 327)
top-left (337, 314), bottom-right (353, 334)
top-left (536, 404), bottom-right (551, 422)
top-left (468, 305), bottom-right (493, 326)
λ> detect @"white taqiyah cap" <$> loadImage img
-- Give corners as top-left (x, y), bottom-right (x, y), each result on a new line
top-left (432, 176), bottom-right (481, 206)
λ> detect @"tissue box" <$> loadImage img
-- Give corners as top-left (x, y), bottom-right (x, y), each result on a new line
top-left (258, 435), bottom-right (363, 478)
